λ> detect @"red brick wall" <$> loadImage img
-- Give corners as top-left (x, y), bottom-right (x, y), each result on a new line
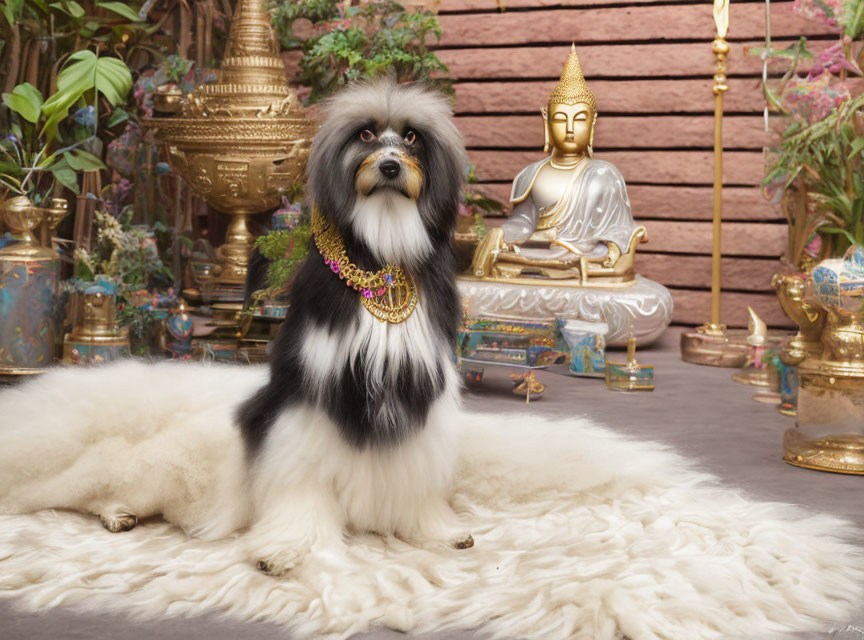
top-left (426, 0), bottom-right (833, 327)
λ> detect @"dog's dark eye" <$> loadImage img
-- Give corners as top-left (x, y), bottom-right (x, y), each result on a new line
top-left (360, 129), bottom-right (376, 142)
top-left (404, 130), bottom-right (416, 145)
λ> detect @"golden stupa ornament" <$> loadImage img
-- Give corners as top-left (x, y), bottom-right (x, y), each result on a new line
top-left (547, 44), bottom-right (596, 110)
top-left (311, 211), bottom-right (418, 324)
top-left (148, 0), bottom-right (312, 294)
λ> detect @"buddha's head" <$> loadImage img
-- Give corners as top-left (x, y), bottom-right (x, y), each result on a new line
top-left (543, 45), bottom-right (597, 157)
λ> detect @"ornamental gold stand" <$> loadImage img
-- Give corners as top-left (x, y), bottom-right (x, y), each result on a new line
top-left (146, 0), bottom-right (312, 358)
top-left (680, 0), bottom-right (751, 366)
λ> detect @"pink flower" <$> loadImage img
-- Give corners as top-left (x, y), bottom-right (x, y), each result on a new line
top-left (782, 74), bottom-right (853, 123)
top-left (807, 42), bottom-right (862, 80)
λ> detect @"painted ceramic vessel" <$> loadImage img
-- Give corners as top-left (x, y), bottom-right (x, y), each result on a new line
top-left (0, 197), bottom-right (62, 376)
top-left (811, 245), bottom-right (864, 316)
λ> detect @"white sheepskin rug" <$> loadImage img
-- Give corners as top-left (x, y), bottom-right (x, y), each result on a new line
top-left (0, 412), bottom-right (861, 640)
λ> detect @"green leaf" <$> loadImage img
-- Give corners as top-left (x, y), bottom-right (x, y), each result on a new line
top-left (3, 4), bottom-right (15, 27)
top-left (51, 159), bottom-right (79, 193)
top-left (41, 51), bottom-right (133, 141)
top-left (93, 56), bottom-right (132, 105)
top-left (63, 149), bottom-right (106, 171)
top-left (2, 82), bottom-right (44, 123)
top-left (49, 0), bottom-right (85, 18)
top-left (106, 106), bottom-right (130, 127)
top-left (73, 254), bottom-right (95, 280)
top-left (96, 1), bottom-right (141, 22)
top-left (849, 137), bottom-right (864, 159)
top-left (14, 82), bottom-right (44, 109)
top-left (2, 93), bottom-right (38, 123)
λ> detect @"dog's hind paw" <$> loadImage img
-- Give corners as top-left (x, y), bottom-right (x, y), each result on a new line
top-left (100, 513), bottom-right (138, 533)
top-left (255, 550), bottom-right (301, 576)
top-left (454, 534), bottom-right (474, 550)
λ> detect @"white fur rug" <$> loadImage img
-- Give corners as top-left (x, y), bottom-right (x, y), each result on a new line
top-left (0, 412), bottom-right (861, 640)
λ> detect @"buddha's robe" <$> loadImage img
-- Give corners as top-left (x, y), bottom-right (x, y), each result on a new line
top-left (501, 158), bottom-right (637, 261)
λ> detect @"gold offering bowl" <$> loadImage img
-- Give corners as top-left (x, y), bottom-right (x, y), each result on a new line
top-left (3, 195), bottom-right (69, 259)
top-left (150, 119), bottom-right (310, 285)
top-left (4, 196), bottom-right (45, 242)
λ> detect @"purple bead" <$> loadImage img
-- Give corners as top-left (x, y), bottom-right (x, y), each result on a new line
top-left (331, 263), bottom-right (340, 273)
top-left (362, 288), bottom-right (373, 299)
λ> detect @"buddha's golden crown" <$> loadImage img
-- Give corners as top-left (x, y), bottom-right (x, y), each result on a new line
top-left (547, 44), bottom-right (596, 111)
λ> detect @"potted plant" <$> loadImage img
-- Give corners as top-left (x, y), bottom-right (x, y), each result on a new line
top-left (1, 50), bottom-right (132, 205)
top-left (758, 0), bottom-right (864, 472)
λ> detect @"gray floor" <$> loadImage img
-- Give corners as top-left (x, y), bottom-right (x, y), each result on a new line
top-left (2, 328), bottom-right (862, 639)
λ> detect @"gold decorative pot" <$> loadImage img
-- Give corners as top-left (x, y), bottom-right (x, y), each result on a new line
top-left (147, 0), bottom-right (313, 290)
top-left (783, 247), bottom-right (864, 474)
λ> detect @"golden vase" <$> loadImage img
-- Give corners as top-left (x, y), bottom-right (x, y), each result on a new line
top-left (147, 0), bottom-right (312, 292)
top-left (783, 247), bottom-right (864, 474)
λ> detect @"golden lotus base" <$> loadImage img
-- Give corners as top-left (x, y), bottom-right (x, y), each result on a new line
top-left (680, 326), bottom-right (749, 367)
top-left (783, 429), bottom-right (864, 475)
top-left (681, 325), bottom-right (788, 368)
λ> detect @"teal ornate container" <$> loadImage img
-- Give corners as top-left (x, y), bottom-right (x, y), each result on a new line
top-left (0, 197), bottom-right (63, 376)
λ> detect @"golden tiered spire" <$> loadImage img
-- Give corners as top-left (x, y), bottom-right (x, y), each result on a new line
top-left (547, 44), bottom-right (596, 111)
top-left (196, 0), bottom-right (293, 113)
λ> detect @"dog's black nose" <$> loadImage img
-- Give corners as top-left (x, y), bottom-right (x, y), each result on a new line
top-left (379, 160), bottom-right (401, 179)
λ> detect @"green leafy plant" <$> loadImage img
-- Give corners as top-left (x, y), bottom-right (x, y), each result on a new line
top-left (72, 207), bottom-right (174, 287)
top-left (766, 93), bottom-right (864, 254)
top-left (270, 0), bottom-right (449, 103)
top-left (251, 222), bottom-right (311, 301)
top-left (756, 0), bottom-right (864, 265)
top-left (0, 50), bottom-right (131, 201)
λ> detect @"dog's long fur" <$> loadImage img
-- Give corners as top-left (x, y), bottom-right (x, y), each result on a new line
top-left (0, 80), bottom-right (471, 573)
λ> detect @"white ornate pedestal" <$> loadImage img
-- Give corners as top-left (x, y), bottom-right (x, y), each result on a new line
top-left (457, 275), bottom-right (673, 347)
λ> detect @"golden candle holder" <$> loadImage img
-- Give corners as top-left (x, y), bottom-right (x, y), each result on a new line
top-left (605, 336), bottom-right (655, 392)
top-left (147, 0), bottom-right (313, 299)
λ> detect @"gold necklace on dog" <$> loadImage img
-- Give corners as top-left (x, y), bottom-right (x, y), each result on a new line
top-left (311, 209), bottom-right (418, 324)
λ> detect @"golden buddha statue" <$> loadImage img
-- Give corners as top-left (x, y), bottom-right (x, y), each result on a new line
top-left (472, 45), bottom-right (644, 284)
top-left (460, 46), bottom-right (672, 346)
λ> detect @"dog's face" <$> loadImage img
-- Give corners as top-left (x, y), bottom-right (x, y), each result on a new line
top-left (307, 81), bottom-right (466, 268)
top-left (352, 127), bottom-right (423, 201)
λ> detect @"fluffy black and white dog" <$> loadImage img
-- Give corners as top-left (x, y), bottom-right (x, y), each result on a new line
top-left (237, 80), bottom-right (472, 573)
top-left (0, 80), bottom-right (472, 574)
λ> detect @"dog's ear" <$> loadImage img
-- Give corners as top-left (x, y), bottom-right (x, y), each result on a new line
top-left (306, 122), bottom-right (359, 220)
top-left (414, 124), bottom-right (465, 242)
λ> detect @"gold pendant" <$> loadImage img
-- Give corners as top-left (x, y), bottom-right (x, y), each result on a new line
top-left (360, 274), bottom-right (418, 324)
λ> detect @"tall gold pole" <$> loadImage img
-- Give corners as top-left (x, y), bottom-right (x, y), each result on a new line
top-left (680, 0), bottom-right (750, 366)
top-left (709, 0), bottom-right (729, 333)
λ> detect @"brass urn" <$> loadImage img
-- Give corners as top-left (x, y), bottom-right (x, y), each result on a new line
top-left (783, 247), bottom-right (864, 474)
top-left (147, 0), bottom-right (312, 292)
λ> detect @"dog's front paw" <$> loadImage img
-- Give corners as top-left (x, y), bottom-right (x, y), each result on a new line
top-left (255, 549), bottom-right (303, 576)
top-left (454, 534), bottom-right (474, 550)
top-left (100, 513), bottom-right (138, 533)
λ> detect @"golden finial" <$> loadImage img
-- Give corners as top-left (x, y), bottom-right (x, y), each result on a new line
top-left (547, 43), bottom-right (596, 111)
top-left (746, 306), bottom-right (767, 346)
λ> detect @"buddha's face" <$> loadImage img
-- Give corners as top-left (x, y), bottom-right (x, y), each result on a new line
top-left (546, 102), bottom-right (594, 155)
